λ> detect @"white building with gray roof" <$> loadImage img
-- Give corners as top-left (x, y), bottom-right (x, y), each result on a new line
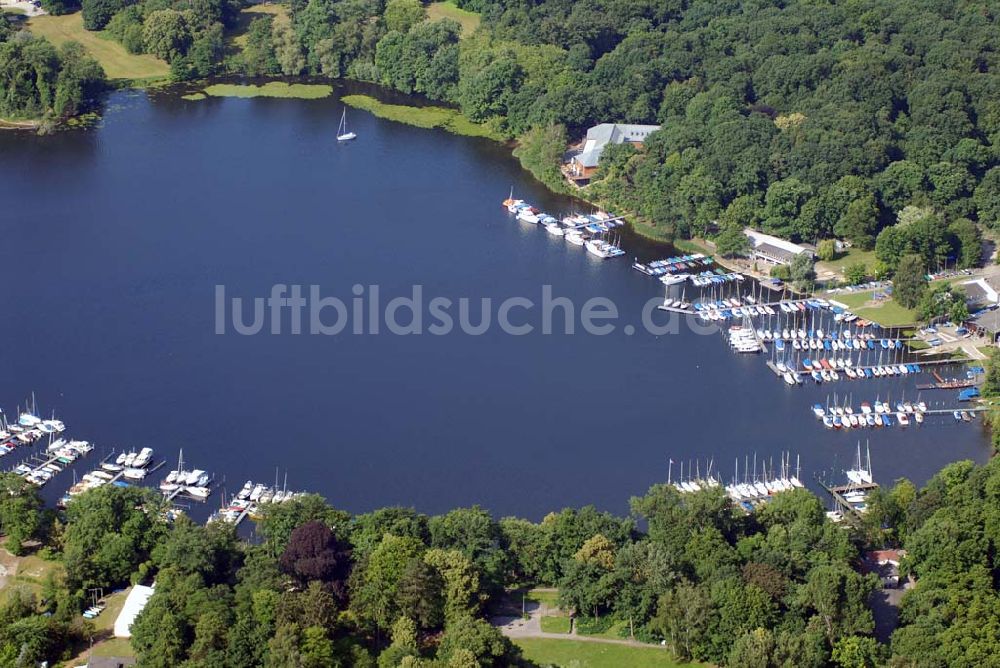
top-left (568, 123), bottom-right (661, 181)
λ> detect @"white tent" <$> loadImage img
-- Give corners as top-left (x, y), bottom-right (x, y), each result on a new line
top-left (113, 584), bottom-right (155, 638)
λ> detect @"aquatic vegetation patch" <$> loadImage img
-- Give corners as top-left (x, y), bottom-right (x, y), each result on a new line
top-left (182, 92), bottom-right (207, 101)
top-left (202, 82), bottom-right (333, 99)
top-left (341, 94), bottom-right (503, 140)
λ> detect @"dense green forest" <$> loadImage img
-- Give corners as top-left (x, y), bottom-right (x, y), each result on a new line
top-left (0, 16), bottom-right (105, 121)
top-left (3, 455), bottom-right (1000, 665)
top-left (0, 473), bottom-right (893, 666)
top-left (865, 456), bottom-right (1000, 667)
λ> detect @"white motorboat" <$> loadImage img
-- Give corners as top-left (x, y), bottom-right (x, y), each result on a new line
top-left (517, 207), bottom-right (541, 224)
top-left (660, 273), bottom-right (690, 286)
top-left (133, 447), bottom-right (153, 468)
top-left (585, 239), bottom-right (612, 258)
top-left (186, 486), bottom-right (211, 499)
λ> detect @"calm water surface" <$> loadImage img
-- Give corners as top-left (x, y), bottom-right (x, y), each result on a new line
top-left (0, 86), bottom-right (990, 518)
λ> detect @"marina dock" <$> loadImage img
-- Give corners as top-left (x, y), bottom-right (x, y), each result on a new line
top-left (18, 442), bottom-right (92, 485)
top-left (819, 478), bottom-right (880, 521)
top-left (656, 304), bottom-right (694, 315)
top-left (766, 357), bottom-right (962, 382)
top-left (164, 477), bottom-right (215, 503)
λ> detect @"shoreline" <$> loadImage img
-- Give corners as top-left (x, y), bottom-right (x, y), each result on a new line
top-left (0, 117), bottom-right (43, 131)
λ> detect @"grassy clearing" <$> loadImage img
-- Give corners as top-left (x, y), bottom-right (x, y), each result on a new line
top-left (90, 636), bottom-right (135, 657)
top-left (3, 7), bottom-right (26, 15)
top-left (833, 291), bottom-right (879, 310)
top-left (341, 93), bottom-right (502, 140)
top-left (92, 588), bottom-right (130, 632)
top-left (202, 82), bottom-right (332, 99)
top-left (426, 1), bottom-right (480, 37)
top-left (856, 301), bottom-right (917, 326)
top-left (0, 547), bottom-right (63, 600)
top-left (228, 4), bottom-right (289, 51)
top-left (525, 588), bottom-right (560, 608)
top-left (830, 290), bottom-right (917, 326)
top-left (27, 13), bottom-right (169, 81)
top-left (816, 247), bottom-right (878, 279)
top-left (578, 620), bottom-right (633, 640)
top-left (540, 616), bottom-right (572, 633)
top-left (514, 638), bottom-right (691, 668)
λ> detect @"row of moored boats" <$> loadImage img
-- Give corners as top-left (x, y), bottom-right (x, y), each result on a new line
top-left (813, 400), bottom-right (927, 428)
top-left (15, 439), bottom-right (92, 487)
top-left (0, 410), bottom-right (66, 454)
top-left (503, 197), bottom-right (626, 258)
top-left (211, 480), bottom-right (305, 524)
top-left (61, 446), bottom-right (152, 502)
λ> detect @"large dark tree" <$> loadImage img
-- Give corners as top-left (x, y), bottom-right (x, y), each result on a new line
top-left (279, 520), bottom-right (352, 597)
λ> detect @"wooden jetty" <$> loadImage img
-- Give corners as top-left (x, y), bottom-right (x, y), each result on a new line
top-left (656, 304), bottom-right (695, 315)
top-left (818, 478), bottom-right (879, 521)
top-left (563, 215), bottom-right (627, 231)
top-left (766, 357), bottom-right (967, 381)
top-left (915, 369), bottom-right (979, 391)
top-left (915, 379), bottom-right (977, 390)
top-left (165, 482), bottom-right (214, 503)
top-left (21, 444), bottom-right (94, 481)
top-left (106, 458), bottom-right (165, 486)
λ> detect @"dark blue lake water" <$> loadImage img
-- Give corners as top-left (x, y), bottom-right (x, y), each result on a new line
top-left (0, 85), bottom-right (989, 519)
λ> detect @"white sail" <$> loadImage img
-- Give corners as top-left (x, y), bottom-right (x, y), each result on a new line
top-left (337, 108), bottom-right (356, 141)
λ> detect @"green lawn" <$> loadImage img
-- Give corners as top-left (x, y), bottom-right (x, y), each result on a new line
top-left (92, 588), bottom-right (130, 632)
top-left (341, 93), bottom-right (502, 140)
top-left (27, 13), bottom-right (169, 81)
top-left (525, 588), bottom-right (561, 608)
top-left (426, 1), bottom-right (480, 36)
top-left (90, 636), bottom-right (134, 657)
top-left (514, 638), bottom-right (694, 668)
top-left (828, 290), bottom-right (918, 326)
top-left (815, 246), bottom-right (878, 282)
top-left (832, 291), bottom-right (878, 310)
top-left (7, 553), bottom-right (64, 596)
top-left (540, 616), bottom-right (572, 633)
top-left (578, 619), bottom-right (633, 640)
top-left (856, 301), bottom-right (917, 326)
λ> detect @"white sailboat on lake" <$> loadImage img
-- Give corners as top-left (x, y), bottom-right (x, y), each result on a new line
top-left (336, 108), bottom-right (356, 141)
